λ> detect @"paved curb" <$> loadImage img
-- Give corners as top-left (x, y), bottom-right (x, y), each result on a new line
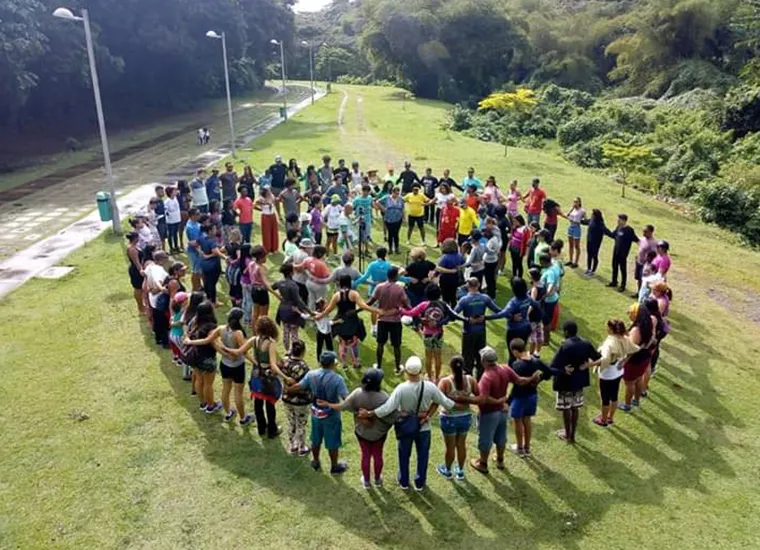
top-left (0, 89), bottom-right (326, 300)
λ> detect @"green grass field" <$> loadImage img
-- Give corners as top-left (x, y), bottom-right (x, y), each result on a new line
top-left (1, 85), bottom-right (759, 549)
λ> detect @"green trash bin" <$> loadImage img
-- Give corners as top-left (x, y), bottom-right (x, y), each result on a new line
top-left (279, 107), bottom-right (287, 119)
top-left (96, 191), bottom-right (112, 222)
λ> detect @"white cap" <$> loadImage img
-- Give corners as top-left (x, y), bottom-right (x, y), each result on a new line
top-left (404, 356), bottom-right (423, 375)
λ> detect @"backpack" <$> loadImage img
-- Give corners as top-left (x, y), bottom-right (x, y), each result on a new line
top-left (421, 300), bottom-right (448, 330)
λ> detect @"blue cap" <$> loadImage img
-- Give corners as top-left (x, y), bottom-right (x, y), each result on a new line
top-left (320, 351), bottom-right (338, 367)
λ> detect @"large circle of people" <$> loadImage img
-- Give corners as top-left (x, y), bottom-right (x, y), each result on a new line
top-left (124, 154), bottom-right (673, 487)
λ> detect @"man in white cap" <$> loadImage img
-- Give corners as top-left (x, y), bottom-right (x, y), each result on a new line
top-left (471, 346), bottom-right (541, 474)
top-left (359, 356), bottom-right (455, 491)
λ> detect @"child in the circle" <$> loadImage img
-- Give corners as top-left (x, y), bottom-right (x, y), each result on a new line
top-left (280, 340), bottom-right (313, 456)
top-left (169, 292), bottom-right (189, 372)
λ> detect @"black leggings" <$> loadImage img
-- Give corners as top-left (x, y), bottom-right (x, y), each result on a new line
top-left (600, 377), bottom-right (622, 406)
top-left (254, 398), bottom-right (277, 437)
top-left (440, 278), bottom-right (459, 307)
top-left (386, 221), bottom-right (401, 253)
top-left (151, 307), bottom-right (169, 346)
top-left (316, 331), bottom-right (334, 362)
top-left (168, 222), bottom-right (181, 250)
top-left (586, 239), bottom-right (601, 272)
top-left (510, 246), bottom-right (524, 279)
top-left (611, 253), bottom-right (628, 288)
top-left (202, 264), bottom-right (221, 303)
top-left (484, 261), bottom-right (498, 299)
top-left (462, 331), bottom-right (486, 379)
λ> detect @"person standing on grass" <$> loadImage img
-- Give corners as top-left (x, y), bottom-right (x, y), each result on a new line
top-left (191, 169), bottom-right (209, 213)
top-left (523, 178), bottom-right (546, 225)
top-left (618, 302), bottom-right (657, 412)
top-left (239, 166), bottom-right (256, 199)
top-left (420, 167), bottom-right (439, 225)
top-left (397, 161), bottom-right (421, 194)
top-left (507, 215), bottom-right (528, 278)
top-left (360, 356), bottom-right (456, 491)
top-left (439, 168), bottom-right (463, 193)
top-left (464, 230), bottom-right (486, 288)
top-left (550, 320), bottom-right (600, 443)
top-left (177, 180), bottom-right (191, 250)
top-left (404, 184), bottom-right (429, 245)
top-left (253, 187), bottom-right (277, 254)
top-left (145, 250), bottom-right (171, 348)
top-left (377, 187), bottom-right (405, 255)
top-left (164, 187), bottom-right (182, 254)
top-left (289, 238), bottom-right (313, 305)
top-left (456, 198), bottom-right (480, 248)
top-left (152, 186), bottom-right (168, 250)
top-left (220, 162), bottom-right (239, 203)
top-left (582, 208), bottom-right (607, 275)
top-left (506, 180), bottom-right (521, 220)
top-left (461, 167), bottom-right (482, 192)
top-left (318, 155), bottom-right (333, 192)
top-left (126, 232), bottom-right (146, 315)
top-left (319, 368), bottom-right (395, 488)
top-left (484, 277), bottom-right (540, 365)
top-left (367, 267), bottom-right (408, 373)
top-left (184, 301), bottom-right (223, 414)
top-left (434, 184), bottom-right (456, 236)
top-left (352, 184), bottom-right (375, 249)
top-left (182, 291), bottom-right (205, 386)
top-left (542, 198), bottom-right (562, 241)
top-left (470, 347), bottom-right (541, 475)
top-left (310, 198), bottom-right (324, 245)
top-left (353, 246), bottom-right (392, 301)
top-left (483, 176), bottom-right (506, 215)
top-left (605, 213), bottom-right (639, 292)
top-left (234, 185), bottom-right (254, 244)
top-left (280, 340), bottom-right (313, 456)
top-left (168, 293), bottom-right (188, 373)
top-left (226, 316), bottom-right (294, 438)
top-left (272, 263), bottom-right (311, 351)
top-left (634, 224), bottom-right (657, 292)
top-left (653, 240), bottom-right (672, 279)
top-left (539, 253), bottom-right (560, 346)
top-left (206, 168), bottom-right (221, 204)
top-left (436, 238), bottom-right (465, 307)
top-left (508, 339), bottom-right (552, 457)
top-left (221, 199), bottom-right (237, 248)
top-left (287, 351), bottom-right (349, 474)
top-left (334, 158), bottom-right (350, 186)
top-left (295, 245), bottom-right (331, 310)
top-left (198, 223), bottom-right (225, 306)
top-left (456, 277), bottom-right (502, 378)
top-left (278, 177), bottom-right (303, 222)
top-left (587, 319), bottom-right (638, 427)
top-left (483, 225), bottom-right (501, 299)
top-left (565, 197), bottom-right (586, 268)
top-left (246, 245), bottom-right (271, 330)
top-left (323, 194), bottom-right (344, 256)
top-left (437, 194), bottom-right (460, 246)
top-left (436, 356), bottom-right (478, 481)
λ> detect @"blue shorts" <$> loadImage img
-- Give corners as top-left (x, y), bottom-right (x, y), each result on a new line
top-left (510, 394), bottom-right (538, 418)
top-left (478, 411), bottom-right (507, 453)
top-left (543, 300), bottom-right (557, 326)
top-left (311, 413), bottom-right (342, 450)
top-left (187, 251), bottom-right (202, 275)
top-left (440, 414), bottom-right (472, 436)
top-left (527, 212), bottom-right (540, 225)
top-left (568, 223), bottom-right (581, 240)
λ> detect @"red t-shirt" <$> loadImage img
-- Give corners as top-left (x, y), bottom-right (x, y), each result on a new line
top-left (305, 258), bottom-right (330, 279)
top-left (527, 188), bottom-right (546, 214)
top-left (438, 205), bottom-right (460, 240)
top-left (465, 193), bottom-right (480, 211)
top-left (233, 197), bottom-right (253, 224)
top-left (545, 205), bottom-right (558, 225)
top-left (478, 365), bottom-right (518, 414)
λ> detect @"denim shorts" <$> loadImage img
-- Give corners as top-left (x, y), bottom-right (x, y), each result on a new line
top-left (510, 394), bottom-right (538, 418)
top-left (311, 413), bottom-right (343, 450)
top-left (568, 223), bottom-right (582, 240)
top-left (478, 410), bottom-right (507, 452)
top-left (440, 414), bottom-right (472, 436)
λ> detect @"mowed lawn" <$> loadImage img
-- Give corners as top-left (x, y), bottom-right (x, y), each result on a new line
top-left (1, 85), bottom-right (759, 549)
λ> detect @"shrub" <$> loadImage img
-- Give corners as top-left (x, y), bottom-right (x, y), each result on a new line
top-left (557, 116), bottom-right (613, 148)
top-left (722, 85), bottom-right (760, 137)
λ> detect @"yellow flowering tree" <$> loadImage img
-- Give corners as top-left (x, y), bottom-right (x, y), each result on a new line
top-left (602, 139), bottom-right (656, 198)
top-left (478, 88), bottom-right (539, 155)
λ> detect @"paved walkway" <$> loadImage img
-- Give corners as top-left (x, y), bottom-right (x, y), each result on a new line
top-left (0, 86), bottom-right (311, 261)
top-left (0, 89), bottom-right (326, 299)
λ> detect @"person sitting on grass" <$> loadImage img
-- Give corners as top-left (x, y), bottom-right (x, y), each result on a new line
top-left (549, 320), bottom-right (600, 443)
top-left (286, 351), bottom-right (349, 475)
top-left (508, 338), bottom-right (552, 457)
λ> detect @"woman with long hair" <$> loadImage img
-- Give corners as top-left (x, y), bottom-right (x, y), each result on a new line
top-left (255, 187), bottom-right (279, 254)
top-left (240, 166), bottom-right (256, 198)
top-left (377, 186), bottom-right (404, 255)
top-left (509, 215), bottom-right (528, 278)
top-left (198, 223), bottom-right (225, 306)
top-left (436, 356), bottom-right (478, 481)
top-left (565, 197), bottom-right (586, 268)
top-left (225, 316), bottom-right (294, 438)
top-left (642, 296), bottom-right (666, 396)
top-left (287, 158), bottom-right (302, 180)
top-left (182, 291), bottom-right (206, 385)
top-left (436, 238), bottom-right (464, 307)
top-left (246, 245), bottom-right (271, 331)
top-left (183, 301), bottom-right (222, 414)
top-left (619, 302), bottom-right (657, 412)
top-left (583, 208), bottom-right (607, 275)
top-left (272, 263), bottom-right (312, 350)
top-left (294, 244), bottom-right (331, 310)
top-left (126, 232), bottom-right (145, 315)
top-left (177, 180), bottom-right (191, 250)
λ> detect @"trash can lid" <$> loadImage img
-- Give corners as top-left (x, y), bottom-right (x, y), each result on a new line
top-left (96, 191), bottom-right (110, 200)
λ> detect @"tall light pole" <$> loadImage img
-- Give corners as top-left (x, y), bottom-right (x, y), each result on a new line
top-left (53, 7), bottom-right (121, 234)
top-left (206, 30), bottom-right (236, 156)
top-left (301, 41), bottom-right (315, 104)
top-left (270, 39), bottom-right (287, 120)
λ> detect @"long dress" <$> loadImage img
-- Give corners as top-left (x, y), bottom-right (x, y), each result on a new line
top-left (261, 199), bottom-right (279, 254)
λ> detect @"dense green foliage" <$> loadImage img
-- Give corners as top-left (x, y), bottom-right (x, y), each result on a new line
top-left (0, 0), bottom-right (296, 134)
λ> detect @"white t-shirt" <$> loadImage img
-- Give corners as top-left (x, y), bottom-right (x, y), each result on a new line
top-left (350, 170), bottom-right (363, 188)
top-left (165, 197), bottom-right (181, 224)
top-left (324, 205), bottom-right (343, 231)
top-left (567, 207), bottom-right (586, 224)
top-left (145, 263), bottom-right (169, 309)
top-left (435, 192), bottom-right (455, 209)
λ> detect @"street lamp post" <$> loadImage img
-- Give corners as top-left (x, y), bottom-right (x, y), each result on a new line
top-left (270, 39), bottom-right (287, 120)
top-left (301, 41), bottom-right (315, 104)
top-left (206, 30), bottom-right (236, 156)
top-left (53, 7), bottom-right (121, 234)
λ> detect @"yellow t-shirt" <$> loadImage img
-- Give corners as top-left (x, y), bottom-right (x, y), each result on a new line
top-left (458, 206), bottom-right (479, 236)
top-left (404, 193), bottom-right (427, 217)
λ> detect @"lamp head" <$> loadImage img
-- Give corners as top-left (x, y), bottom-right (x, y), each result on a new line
top-left (206, 30), bottom-right (221, 39)
top-left (270, 39), bottom-right (279, 45)
top-left (53, 7), bottom-right (82, 21)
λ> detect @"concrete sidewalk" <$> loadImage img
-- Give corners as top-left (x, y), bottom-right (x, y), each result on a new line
top-left (0, 89), bottom-right (326, 300)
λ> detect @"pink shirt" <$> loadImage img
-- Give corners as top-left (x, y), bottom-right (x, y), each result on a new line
top-left (507, 190), bottom-right (520, 213)
top-left (234, 197), bottom-right (253, 224)
top-left (653, 254), bottom-right (671, 276)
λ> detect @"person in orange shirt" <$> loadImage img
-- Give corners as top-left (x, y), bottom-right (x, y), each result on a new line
top-left (233, 185), bottom-right (254, 243)
top-left (437, 196), bottom-right (460, 245)
top-left (464, 183), bottom-right (481, 211)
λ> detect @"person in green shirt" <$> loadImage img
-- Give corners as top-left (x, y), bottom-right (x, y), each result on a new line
top-left (531, 229), bottom-right (551, 268)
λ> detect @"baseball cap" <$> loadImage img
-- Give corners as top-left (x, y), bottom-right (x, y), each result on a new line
top-left (404, 356), bottom-right (423, 375)
top-left (300, 212), bottom-right (311, 222)
top-left (331, 194), bottom-right (341, 204)
top-left (479, 346), bottom-right (498, 364)
top-left (174, 291), bottom-right (189, 304)
top-left (361, 368), bottom-right (384, 386)
top-left (320, 351), bottom-right (337, 367)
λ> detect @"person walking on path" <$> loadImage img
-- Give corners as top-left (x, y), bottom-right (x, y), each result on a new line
top-left (359, 356), bottom-right (456, 491)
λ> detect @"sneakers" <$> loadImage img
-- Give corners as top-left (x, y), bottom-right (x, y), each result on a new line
top-left (413, 484), bottom-right (425, 492)
top-left (371, 325), bottom-right (378, 338)
top-left (592, 415), bottom-right (608, 427)
top-left (453, 466), bottom-right (465, 481)
top-left (360, 476), bottom-right (371, 489)
top-left (394, 365), bottom-right (403, 375)
top-left (224, 409), bottom-right (237, 422)
top-left (330, 462), bottom-right (349, 475)
top-left (619, 403), bottom-right (633, 412)
top-left (436, 464), bottom-right (453, 480)
top-left (239, 414), bottom-right (254, 426)
top-left (631, 399), bottom-right (641, 407)
top-left (311, 460), bottom-right (321, 471)
top-left (375, 476), bottom-right (383, 487)
top-left (199, 402), bottom-right (207, 411)
top-left (510, 444), bottom-right (526, 457)
top-left (298, 446), bottom-right (310, 457)
top-left (205, 401), bottom-right (223, 414)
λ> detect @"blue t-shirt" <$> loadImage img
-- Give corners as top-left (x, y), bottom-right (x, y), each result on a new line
top-left (302, 369), bottom-right (349, 417)
top-left (462, 176), bottom-right (483, 191)
top-left (353, 259), bottom-right (391, 291)
top-left (437, 253), bottom-right (464, 285)
top-left (205, 175), bottom-right (220, 202)
top-left (381, 195), bottom-right (404, 224)
top-left (541, 267), bottom-right (560, 304)
top-left (352, 195), bottom-right (374, 228)
top-left (486, 295), bottom-right (539, 332)
top-left (185, 220), bottom-right (202, 259)
top-left (199, 234), bottom-right (221, 272)
top-left (455, 292), bottom-right (501, 334)
top-left (322, 185), bottom-right (348, 205)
